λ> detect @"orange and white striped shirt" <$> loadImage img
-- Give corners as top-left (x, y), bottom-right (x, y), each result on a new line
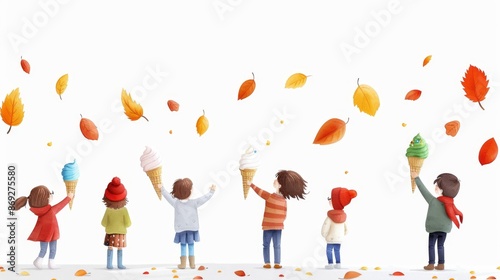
top-left (251, 184), bottom-right (287, 230)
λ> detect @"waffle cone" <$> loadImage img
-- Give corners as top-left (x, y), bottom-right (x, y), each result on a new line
top-left (240, 169), bottom-right (257, 199)
top-left (408, 157), bottom-right (425, 193)
top-left (146, 166), bottom-right (163, 200)
top-left (64, 179), bottom-right (78, 210)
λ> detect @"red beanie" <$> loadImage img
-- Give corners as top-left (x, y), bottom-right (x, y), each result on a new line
top-left (331, 187), bottom-right (357, 210)
top-left (104, 177), bottom-right (127, 202)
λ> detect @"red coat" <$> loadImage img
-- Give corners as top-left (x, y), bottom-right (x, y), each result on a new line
top-left (28, 197), bottom-right (71, 242)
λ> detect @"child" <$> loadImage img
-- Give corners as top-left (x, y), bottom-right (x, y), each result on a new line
top-left (101, 177), bottom-right (131, 269)
top-left (411, 172), bottom-right (463, 270)
top-left (247, 170), bottom-right (308, 269)
top-left (156, 179), bottom-right (216, 269)
top-left (14, 185), bottom-right (74, 269)
top-left (321, 187), bottom-right (357, 269)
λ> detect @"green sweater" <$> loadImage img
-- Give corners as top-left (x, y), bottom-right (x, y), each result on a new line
top-left (415, 177), bottom-right (452, 233)
top-left (101, 207), bottom-right (131, 234)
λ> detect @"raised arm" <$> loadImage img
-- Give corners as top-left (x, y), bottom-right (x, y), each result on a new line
top-left (250, 183), bottom-right (271, 200)
top-left (414, 176), bottom-right (434, 203)
top-left (51, 196), bottom-right (71, 214)
top-left (195, 188), bottom-right (215, 207)
top-left (160, 185), bottom-right (176, 206)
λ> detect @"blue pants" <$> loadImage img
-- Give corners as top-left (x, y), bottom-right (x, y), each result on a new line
top-left (326, 243), bottom-right (341, 264)
top-left (263, 230), bottom-right (282, 264)
top-left (428, 232), bottom-right (447, 264)
top-left (39, 240), bottom-right (57, 259)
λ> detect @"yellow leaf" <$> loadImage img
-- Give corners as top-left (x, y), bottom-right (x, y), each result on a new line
top-left (1, 88), bottom-right (25, 134)
top-left (285, 73), bottom-right (308, 89)
top-left (56, 73), bottom-right (68, 100)
top-left (353, 78), bottom-right (380, 116)
top-left (121, 89), bottom-right (148, 121)
top-left (196, 110), bottom-right (209, 136)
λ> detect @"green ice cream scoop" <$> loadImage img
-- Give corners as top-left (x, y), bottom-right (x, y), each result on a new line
top-left (406, 133), bottom-right (428, 158)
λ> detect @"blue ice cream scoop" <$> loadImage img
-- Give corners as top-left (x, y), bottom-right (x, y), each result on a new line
top-left (61, 160), bottom-right (80, 181)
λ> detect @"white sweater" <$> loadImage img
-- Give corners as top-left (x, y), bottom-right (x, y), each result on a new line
top-left (321, 217), bottom-right (347, 244)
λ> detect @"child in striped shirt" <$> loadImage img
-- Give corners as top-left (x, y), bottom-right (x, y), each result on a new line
top-left (247, 170), bottom-right (308, 269)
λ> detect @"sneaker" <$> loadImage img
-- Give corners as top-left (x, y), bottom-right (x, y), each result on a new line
top-left (48, 259), bottom-right (59, 269)
top-left (334, 263), bottom-right (341, 269)
top-left (423, 263), bottom-right (434, 270)
top-left (273, 264), bottom-right (282, 269)
top-left (435, 264), bottom-right (444, 270)
top-left (325, 264), bottom-right (334, 269)
top-left (263, 263), bottom-right (271, 269)
top-left (33, 257), bottom-right (43, 269)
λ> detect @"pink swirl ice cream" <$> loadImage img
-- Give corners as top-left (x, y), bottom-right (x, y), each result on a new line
top-left (140, 146), bottom-right (162, 172)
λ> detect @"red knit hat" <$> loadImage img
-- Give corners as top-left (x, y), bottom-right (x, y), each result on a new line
top-left (331, 187), bottom-right (357, 210)
top-left (104, 177), bottom-right (127, 201)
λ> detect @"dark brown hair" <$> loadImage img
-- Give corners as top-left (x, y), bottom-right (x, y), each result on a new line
top-left (434, 173), bottom-right (460, 198)
top-left (14, 185), bottom-right (51, 210)
top-left (102, 197), bottom-right (128, 209)
top-left (171, 178), bottom-right (193, 200)
top-left (276, 170), bottom-right (308, 200)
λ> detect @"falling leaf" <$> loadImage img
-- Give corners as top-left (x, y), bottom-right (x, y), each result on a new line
top-left (391, 271), bottom-right (405, 276)
top-left (121, 89), bottom-right (149, 121)
top-left (344, 170), bottom-right (349, 174)
top-left (20, 57), bottom-right (30, 74)
top-left (1, 88), bottom-right (25, 134)
top-left (74, 269), bottom-right (88, 276)
top-left (80, 114), bottom-right (98, 140)
top-left (285, 73), bottom-right (308, 89)
top-left (341, 271), bottom-right (362, 279)
top-left (18, 271), bottom-right (30, 276)
top-left (280, 120), bottom-right (284, 124)
top-left (238, 72), bottom-right (256, 100)
top-left (313, 118), bottom-right (348, 145)
top-left (470, 270), bottom-right (475, 274)
top-left (471, 276), bottom-right (477, 280)
top-left (167, 100), bottom-right (179, 112)
top-left (423, 55), bottom-right (432, 67)
top-left (47, 142), bottom-right (52, 146)
top-left (234, 270), bottom-right (246, 277)
top-left (196, 110), bottom-right (209, 136)
top-left (217, 270), bottom-right (222, 273)
top-left (353, 78), bottom-right (380, 116)
top-left (461, 65), bottom-right (489, 110)
top-left (405, 89), bottom-right (422, 101)
top-left (169, 130), bottom-right (173, 134)
top-left (172, 269), bottom-right (177, 273)
top-left (478, 137), bottom-right (498, 165)
top-left (266, 140), bottom-right (270, 146)
top-left (487, 277), bottom-right (496, 280)
top-left (431, 276), bottom-right (438, 279)
top-left (402, 123), bottom-right (407, 127)
top-left (56, 74), bottom-right (68, 100)
top-left (444, 120), bottom-right (460, 137)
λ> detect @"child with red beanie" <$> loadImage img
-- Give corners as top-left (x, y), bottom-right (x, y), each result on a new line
top-left (101, 177), bottom-right (131, 269)
top-left (321, 187), bottom-right (357, 269)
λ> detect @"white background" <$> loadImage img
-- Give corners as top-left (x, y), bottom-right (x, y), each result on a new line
top-left (1, 0), bottom-right (499, 270)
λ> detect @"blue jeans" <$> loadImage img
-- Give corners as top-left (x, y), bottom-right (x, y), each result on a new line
top-left (326, 243), bottom-right (341, 264)
top-left (39, 240), bottom-right (57, 259)
top-left (263, 230), bottom-right (281, 264)
top-left (428, 232), bottom-right (447, 264)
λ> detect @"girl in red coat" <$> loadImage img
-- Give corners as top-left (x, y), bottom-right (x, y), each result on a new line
top-left (14, 185), bottom-right (74, 269)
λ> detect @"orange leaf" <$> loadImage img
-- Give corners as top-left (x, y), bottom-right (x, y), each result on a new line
top-left (479, 137), bottom-right (498, 166)
top-left (461, 65), bottom-right (489, 110)
top-left (313, 118), bottom-right (348, 145)
top-left (444, 120), bottom-right (460, 137)
top-left (234, 270), bottom-right (246, 277)
top-left (342, 271), bottom-right (362, 279)
top-left (74, 269), bottom-right (88, 276)
top-left (1, 88), bottom-right (25, 134)
top-left (193, 276), bottom-right (203, 280)
top-left (423, 55), bottom-right (432, 67)
top-left (238, 73), bottom-right (256, 100)
top-left (405, 89), bottom-right (421, 101)
top-left (392, 271), bottom-right (405, 276)
top-left (20, 57), bottom-right (30, 74)
top-left (198, 265), bottom-right (206, 270)
top-left (80, 114), bottom-right (99, 140)
top-left (121, 89), bottom-right (148, 121)
top-left (167, 100), bottom-right (179, 112)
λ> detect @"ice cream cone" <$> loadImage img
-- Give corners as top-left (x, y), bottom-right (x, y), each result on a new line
top-left (240, 169), bottom-right (257, 199)
top-left (64, 179), bottom-right (78, 210)
top-left (408, 157), bottom-right (425, 193)
top-left (146, 166), bottom-right (163, 200)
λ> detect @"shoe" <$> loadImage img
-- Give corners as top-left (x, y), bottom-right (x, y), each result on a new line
top-left (263, 263), bottom-right (271, 269)
top-left (435, 264), bottom-right (444, 270)
top-left (188, 256), bottom-right (196, 269)
top-left (423, 263), bottom-right (434, 270)
top-left (48, 259), bottom-right (58, 269)
top-left (325, 264), bottom-right (334, 269)
top-left (273, 264), bottom-right (282, 269)
top-left (178, 256), bottom-right (187, 269)
top-left (334, 263), bottom-right (341, 269)
top-left (33, 257), bottom-right (43, 269)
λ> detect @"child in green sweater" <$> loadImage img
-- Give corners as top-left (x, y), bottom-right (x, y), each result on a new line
top-left (101, 177), bottom-right (131, 269)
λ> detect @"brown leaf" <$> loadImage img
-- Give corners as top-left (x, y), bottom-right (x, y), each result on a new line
top-left (444, 120), bottom-right (460, 137)
top-left (405, 89), bottom-right (422, 101)
top-left (313, 118), bottom-right (348, 145)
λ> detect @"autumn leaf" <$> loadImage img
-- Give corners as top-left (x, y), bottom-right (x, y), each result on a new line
top-left (238, 72), bottom-right (256, 100)
top-left (1, 88), bottom-right (25, 134)
top-left (121, 89), bottom-right (149, 121)
top-left (80, 114), bottom-right (98, 140)
top-left (313, 118), bottom-right (348, 145)
top-left (285, 73), bottom-right (309, 89)
top-left (444, 120), bottom-right (460, 137)
top-left (167, 100), bottom-right (179, 111)
top-left (479, 137), bottom-right (498, 166)
top-left (234, 270), bottom-right (247, 277)
top-left (423, 55), bottom-right (432, 67)
top-left (461, 65), bottom-right (489, 110)
top-left (20, 57), bottom-right (30, 74)
top-left (405, 89), bottom-right (422, 101)
top-left (342, 271), bottom-right (362, 279)
top-left (196, 110), bottom-right (209, 136)
top-left (56, 74), bottom-right (69, 100)
top-left (353, 78), bottom-right (380, 116)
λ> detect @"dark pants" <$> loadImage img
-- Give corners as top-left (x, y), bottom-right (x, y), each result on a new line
top-left (326, 243), bottom-right (341, 264)
top-left (263, 230), bottom-right (282, 264)
top-left (428, 232), bottom-right (447, 264)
